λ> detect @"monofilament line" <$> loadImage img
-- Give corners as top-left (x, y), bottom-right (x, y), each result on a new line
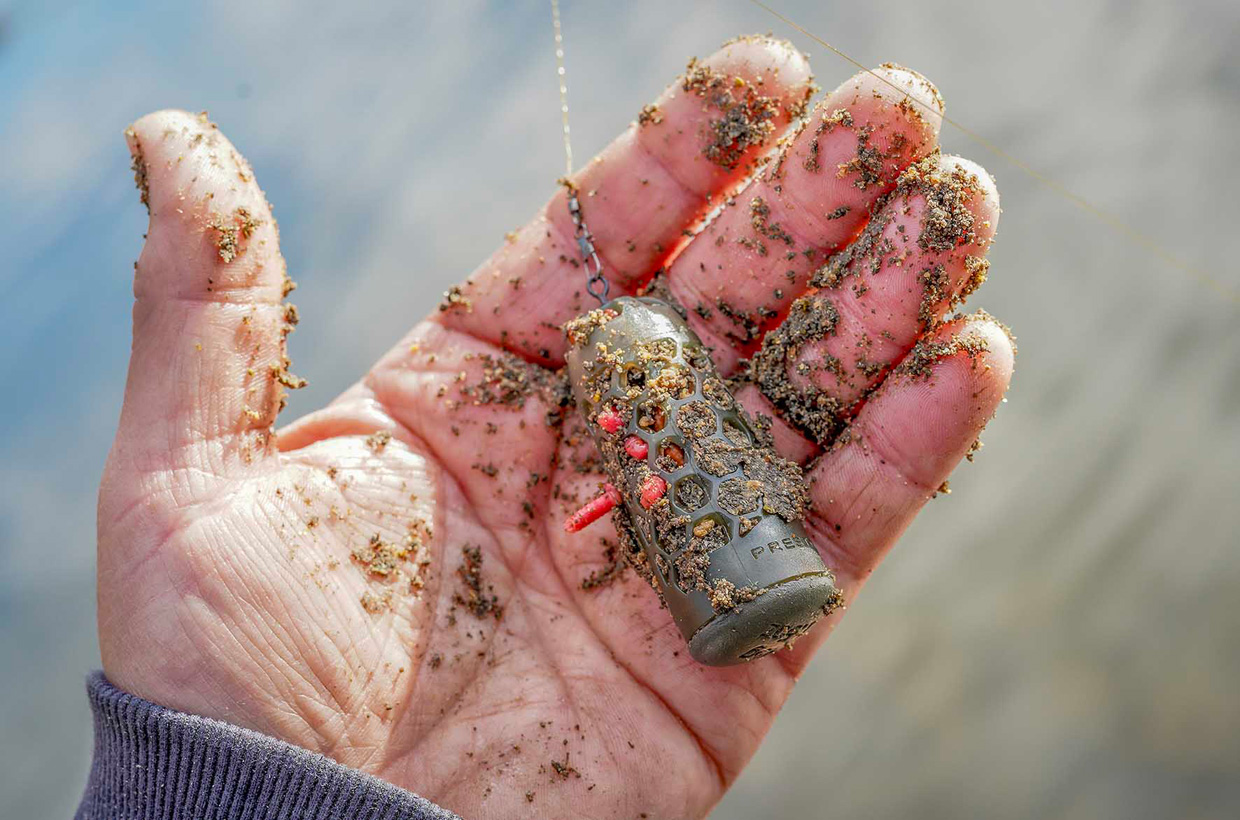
top-left (550, 0), bottom-right (573, 178)
top-left (749, 0), bottom-right (1239, 307)
top-left (548, 0), bottom-right (610, 303)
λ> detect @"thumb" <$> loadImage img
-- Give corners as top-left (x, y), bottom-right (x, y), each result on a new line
top-left (106, 109), bottom-right (303, 489)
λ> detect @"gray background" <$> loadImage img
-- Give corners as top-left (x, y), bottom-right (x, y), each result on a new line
top-left (2, 0), bottom-right (1238, 817)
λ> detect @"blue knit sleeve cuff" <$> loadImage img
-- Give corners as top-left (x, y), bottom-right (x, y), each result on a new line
top-left (76, 672), bottom-right (460, 820)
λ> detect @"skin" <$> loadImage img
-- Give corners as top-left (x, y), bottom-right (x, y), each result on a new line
top-left (99, 37), bottom-right (1014, 820)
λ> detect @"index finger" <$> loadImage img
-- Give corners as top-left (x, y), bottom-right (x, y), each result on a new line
top-left (435, 36), bottom-right (815, 365)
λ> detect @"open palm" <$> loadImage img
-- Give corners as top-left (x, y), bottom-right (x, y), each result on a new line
top-left (98, 38), bottom-right (1013, 819)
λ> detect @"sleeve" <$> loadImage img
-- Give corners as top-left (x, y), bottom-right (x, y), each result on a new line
top-left (76, 672), bottom-right (461, 820)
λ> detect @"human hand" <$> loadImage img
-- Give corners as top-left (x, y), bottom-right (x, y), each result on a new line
top-left (98, 37), bottom-right (1012, 819)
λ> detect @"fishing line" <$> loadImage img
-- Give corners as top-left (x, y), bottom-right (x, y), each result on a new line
top-left (551, 0), bottom-right (609, 304)
top-left (550, 0), bottom-right (573, 179)
top-left (748, 0), bottom-right (1240, 306)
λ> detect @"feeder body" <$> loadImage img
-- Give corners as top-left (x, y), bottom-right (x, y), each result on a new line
top-left (566, 296), bottom-right (840, 664)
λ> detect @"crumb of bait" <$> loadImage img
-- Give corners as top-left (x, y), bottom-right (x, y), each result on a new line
top-left (809, 210), bottom-right (895, 289)
top-left (894, 327), bottom-right (991, 380)
top-left (836, 124), bottom-right (885, 191)
top-left (718, 35), bottom-right (817, 120)
top-left (647, 364), bottom-right (694, 401)
top-left (713, 298), bottom-right (767, 345)
top-left (438, 285), bottom-right (473, 313)
top-left (454, 544), bottom-right (503, 620)
top-left (676, 401), bottom-right (718, 439)
top-left (751, 294), bottom-right (846, 443)
top-left (650, 499), bottom-right (690, 551)
top-left (749, 196), bottom-right (794, 247)
top-left (675, 475), bottom-right (708, 510)
top-left (459, 352), bottom-right (570, 421)
top-left (692, 436), bottom-right (746, 477)
top-left (803, 107), bottom-right (856, 175)
top-left (125, 128), bottom-right (150, 213)
top-left (674, 542), bottom-right (712, 593)
top-left (581, 539), bottom-right (628, 590)
top-left (209, 206), bottom-right (262, 264)
top-left (716, 448), bottom-right (807, 521)
top-left (823, 108), bottom-right (855, 131)
top-left (271, 360), bottom-right (308, 391)
top-left (737, 234), bottom-right (768, 258)
top-left (365, 430), bottom-right (392, 453)
top-left (351, 533), bottom-right (405, 578)
top-left (550, 759), bottom-right (580, 780)
top-left (682, 57), bottom-right (781, 170)
top-left (707, 578), bottom-right (761, 613)
top-left (718, 477), bottom-right (763, 515)
top-left (360, 590), bottom-right (392, 614)
top-left (751, 413), bottom-right (777, 449)
top-left (917, 263), bottom-right (951, 330)
top-left (784, 90), bottom-right (815, 121)
top-left (636, 103), bottom-right (664, 126)
top-left (896, 153), bottom-right (982, 254)
top-left (855, 357), bottom-right (885, 378)
top-left (961, 254), bottom-right (991, 302)
top-left (702, 377), bottom-right (734, 409)
top-left (672, 518), bottom-right (730, 596)
top-left (563, 306), bottom-right (620, 348)
top-left (803, 139), bottom-right (820, 173)
top-left (349, 519), bottom-right (432, 590)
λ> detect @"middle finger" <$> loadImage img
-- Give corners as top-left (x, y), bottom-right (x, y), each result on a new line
top-left (665, 65), bottom-right (945, 374)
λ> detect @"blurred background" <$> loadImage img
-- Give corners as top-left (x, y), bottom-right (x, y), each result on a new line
top-left (1, 0), bottom-right (1238, 817)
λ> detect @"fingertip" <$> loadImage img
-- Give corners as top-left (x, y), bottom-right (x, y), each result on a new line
top-left (826, 64), bottom-right (944, 143)
top-left (125, 109), bottom-right (283, 301)
top-left (939, 154), bottom-right (998, 198)
top-left (801, 312), bottom-right (1016, 582)
top-left (938, 155), bottom-right (1002, 235)
top-left (637, 34), bottom-right (818, 195)
top-left (872, 63), bottom-right (944, 115)
top-left (126, 108), bottom-right (196, 143)
top-left (843, 313), bottom-right (1014, 485)
top-left (123, 111), bottom-right (200, 212)
top-left (709, 34), bottom-right (814, 98)
top-left (905, 313), bottom-right (1016, 396)
top-left (958, 314), bottom-right (1017, 402)
top-left (124, 109), bottom-right (214, 179)
top-left (127, 109), bottom-right (267, 215)
top-left (903, 314), bottom-right (1016, 432)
